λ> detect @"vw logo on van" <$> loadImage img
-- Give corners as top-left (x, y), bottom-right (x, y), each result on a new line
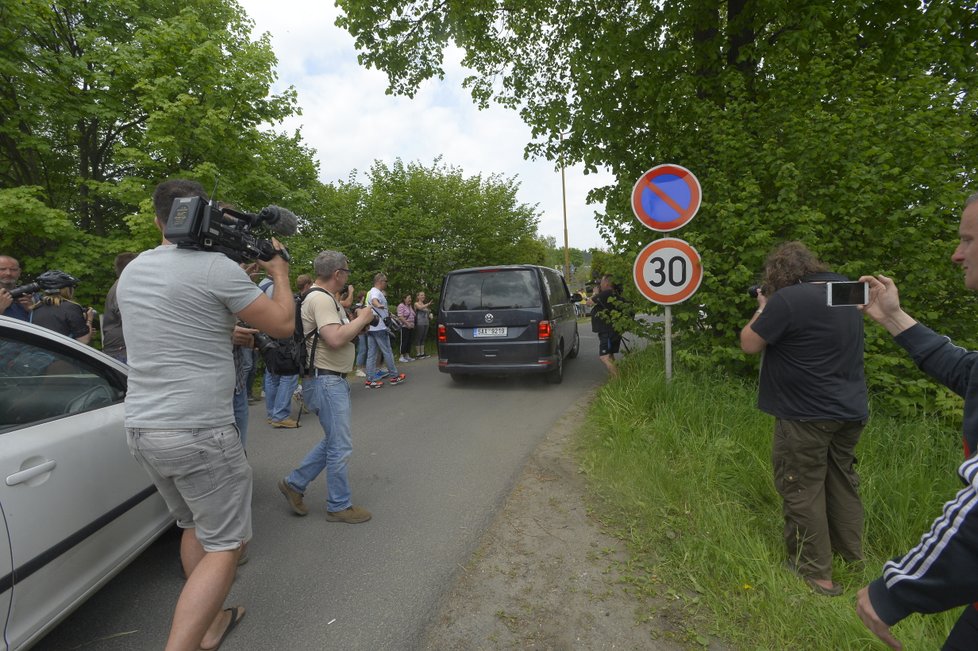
top-left (484, 313), bottom-right (494, 323)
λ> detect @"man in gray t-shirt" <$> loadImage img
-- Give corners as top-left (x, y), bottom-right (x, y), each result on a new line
top-left (118, 179), bottom-right (294, 651)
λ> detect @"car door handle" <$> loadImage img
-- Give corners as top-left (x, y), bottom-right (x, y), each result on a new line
top-left (6, 459), bottom-right (57, 486)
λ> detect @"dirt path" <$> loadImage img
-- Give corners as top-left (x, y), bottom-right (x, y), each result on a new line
top-left (421, 393), bottom-right (693, 650)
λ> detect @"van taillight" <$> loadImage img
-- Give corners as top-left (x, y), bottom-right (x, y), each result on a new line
top-left (538, 321), bottom-right (552, 340)
top-left (437, 323), bottom-right (447, 343)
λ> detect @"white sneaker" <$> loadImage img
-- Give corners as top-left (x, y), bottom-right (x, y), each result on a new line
top-left (398, 356), bottom-right (410, 363)
top-left (355, 368), bottom-right (366, 377)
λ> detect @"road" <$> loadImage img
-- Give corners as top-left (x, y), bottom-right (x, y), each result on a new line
top-left (36, 329), bottom-right (607, 650)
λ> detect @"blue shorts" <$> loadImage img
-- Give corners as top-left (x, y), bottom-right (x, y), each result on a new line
top-left (598, 332), bottom-right (621, 356)
top-left (127, 424), bottom-right (252, 552)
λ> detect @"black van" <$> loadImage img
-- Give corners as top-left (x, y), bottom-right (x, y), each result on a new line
top-left (436, 265), bottom-right (580, 384)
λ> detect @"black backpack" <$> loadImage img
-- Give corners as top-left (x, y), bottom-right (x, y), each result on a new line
top-left (260, 287), bottom-right (327, 376)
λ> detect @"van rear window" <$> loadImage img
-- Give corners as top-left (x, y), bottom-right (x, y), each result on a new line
top-left (443, 270), bottom-right (542, 310)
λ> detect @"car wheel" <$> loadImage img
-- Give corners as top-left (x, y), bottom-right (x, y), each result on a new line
top-left (450, 373), bottom-right (467, 383)
top-left (546, 347), bottom-right (564, 384)
top-left (567, 331), bottom-right (580, 359)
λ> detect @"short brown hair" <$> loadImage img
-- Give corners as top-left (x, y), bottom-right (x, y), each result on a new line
top-left (152, 179), bottom-right (208, 224)
top-left (114, 252), bottom-right (137, 276)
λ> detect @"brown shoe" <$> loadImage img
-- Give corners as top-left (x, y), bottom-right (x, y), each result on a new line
top-left (325, 506), bottom-right (372, 524)
top-left (271, 418), bottom-right (300, 428)
top-left (278, 479), bottom-right (308, 516)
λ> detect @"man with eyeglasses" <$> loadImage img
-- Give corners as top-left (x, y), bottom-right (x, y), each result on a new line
top-left (277, 251), bottom-right (375, 524)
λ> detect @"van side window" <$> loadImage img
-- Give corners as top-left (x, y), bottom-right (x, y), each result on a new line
top-left (543, 269), bottom-right (568, 307)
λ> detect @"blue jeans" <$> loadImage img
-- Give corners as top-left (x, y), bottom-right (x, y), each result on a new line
top-left (285, 375), bottom-right (353, 512)
top-left (264, 371), bottom-right (298, 421)
top-left (355, 334), bottom-right (367, 367)
top-left (232, 388), bottom-right (249, 448)
top-left (244, 348), bottom-right (258, 397)
top-left (366, 330), bottom-right (398, 381)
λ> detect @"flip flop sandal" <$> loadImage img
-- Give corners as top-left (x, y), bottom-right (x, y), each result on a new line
top-left (200, 605), bottom-right (245, 651)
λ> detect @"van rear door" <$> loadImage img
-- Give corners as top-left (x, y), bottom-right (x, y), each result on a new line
top-left (440, 268), bottom-right (544, 365)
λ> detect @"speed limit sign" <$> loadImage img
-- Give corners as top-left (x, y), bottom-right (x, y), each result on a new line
top-left (633, 238), bottom-right (703, 306)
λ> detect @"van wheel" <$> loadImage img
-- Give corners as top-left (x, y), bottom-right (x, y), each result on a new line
top-left (450, 373), bottom-right (467, 383)
top-left (567, 331), bottom-right (580, 359)
top-left (545, 348), bottom-right (564, 384)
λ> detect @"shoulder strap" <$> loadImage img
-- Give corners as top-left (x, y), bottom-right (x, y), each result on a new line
top-left (301, 286), bottom-right (336, 368)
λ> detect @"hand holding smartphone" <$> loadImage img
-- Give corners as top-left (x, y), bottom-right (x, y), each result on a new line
top-left (827, 281), bottom-right (869, 307)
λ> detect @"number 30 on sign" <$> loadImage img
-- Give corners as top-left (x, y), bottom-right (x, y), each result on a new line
top-left (633, 238), bottom-right (703, 306)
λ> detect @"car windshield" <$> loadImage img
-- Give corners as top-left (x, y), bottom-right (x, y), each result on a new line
top-left (444, 270), bottom-right (542, 310)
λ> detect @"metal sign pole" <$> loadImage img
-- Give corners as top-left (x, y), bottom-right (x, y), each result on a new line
top-left (664, 305), bottom-right (672, 382)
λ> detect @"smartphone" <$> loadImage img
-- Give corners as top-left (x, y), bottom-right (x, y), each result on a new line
top-left (826, 281), bottom-right (868, 307)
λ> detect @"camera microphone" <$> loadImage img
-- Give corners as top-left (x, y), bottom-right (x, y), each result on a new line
top-left (258, 205), bottom-right (299, 236)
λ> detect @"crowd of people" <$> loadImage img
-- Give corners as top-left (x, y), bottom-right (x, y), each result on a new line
top-left (0, 180), bottom-right (447, 649)
top-left (11, 181), bottom-right (978, 649)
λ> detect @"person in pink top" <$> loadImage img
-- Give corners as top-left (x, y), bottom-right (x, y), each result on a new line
top-left (396, 293), bottom-right (415, 362)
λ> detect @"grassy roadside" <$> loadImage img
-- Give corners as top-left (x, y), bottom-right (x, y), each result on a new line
top-left (577, 342), bottom-right (963, 649)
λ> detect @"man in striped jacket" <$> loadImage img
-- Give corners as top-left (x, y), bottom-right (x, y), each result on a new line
top-left (856, 192), bottom-right (978, 650)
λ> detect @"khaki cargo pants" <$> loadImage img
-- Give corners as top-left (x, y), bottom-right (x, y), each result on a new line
top-left (772, 418), bottom-right (865, 580)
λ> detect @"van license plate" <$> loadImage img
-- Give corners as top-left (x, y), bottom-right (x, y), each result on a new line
top-left (474, 327), bottom-right (507, 337)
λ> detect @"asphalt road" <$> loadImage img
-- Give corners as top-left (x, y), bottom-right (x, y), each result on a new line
top-left (36, 329), bottom-right (607, 650)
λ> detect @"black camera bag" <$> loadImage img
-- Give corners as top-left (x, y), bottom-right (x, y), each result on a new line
top-left (261, 287), bottom-right (327, 376)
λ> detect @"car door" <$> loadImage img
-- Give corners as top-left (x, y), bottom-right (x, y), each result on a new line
top-left (0, 501), bottom-right (11, 651)
top-left (0, 323), bottom-right (171, 651)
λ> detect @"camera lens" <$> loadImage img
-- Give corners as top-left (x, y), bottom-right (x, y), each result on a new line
top-left (253, 332), bottom-right (277, 353)
top-left (748, 285), bottom-right (760, 298)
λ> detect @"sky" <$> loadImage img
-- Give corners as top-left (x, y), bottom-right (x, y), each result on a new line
top-left (235, 0), bottom-right (613, 251)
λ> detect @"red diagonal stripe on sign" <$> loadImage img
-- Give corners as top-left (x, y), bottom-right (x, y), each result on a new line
top-left (643, 178), bottom-right (685, 216)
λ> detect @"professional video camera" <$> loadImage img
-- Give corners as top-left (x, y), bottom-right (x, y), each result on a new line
top-left (164, 196), bottom-right (299, 263)
top-left (9, 270), bottom-right (79, 299)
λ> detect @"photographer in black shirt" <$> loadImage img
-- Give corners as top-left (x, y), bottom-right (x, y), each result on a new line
top-left (588, 275), bottom-right (622, 377)
top-left (740, 241), bottom-right (868, 597)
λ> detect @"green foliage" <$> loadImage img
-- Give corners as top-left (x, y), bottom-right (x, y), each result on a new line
top-left (0, 2), bottom-right (553, 349)
top-left (291, 158), bottom-right (545, 303)
top-left (0, 0), bottom-right (302, 235)
top-left (580, 344), bottom-right (963, 648)
top-left (336, 0), bottom-right (978, 414)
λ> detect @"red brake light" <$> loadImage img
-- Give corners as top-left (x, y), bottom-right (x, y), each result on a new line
top-left (437, 323), bottom-right (447, 343)
top-left (538, 321), bottom-right (552, 340)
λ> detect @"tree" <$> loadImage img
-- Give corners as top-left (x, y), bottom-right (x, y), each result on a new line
top-left (0, 0), bottom-right (321, 312)
top-left (336, 0), bottom-right (978, 413)
top-left (291, 158), bottom-right (545, 303)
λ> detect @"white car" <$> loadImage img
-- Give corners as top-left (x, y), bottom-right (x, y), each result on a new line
top-left (0, 315), bottom-right (172, 651)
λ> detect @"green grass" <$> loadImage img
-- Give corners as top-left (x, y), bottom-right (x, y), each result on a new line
top-left (578, 343), bottom-right (963, 649)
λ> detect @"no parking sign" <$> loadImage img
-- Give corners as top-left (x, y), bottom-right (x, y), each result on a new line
top-left (631, 164), bottom-right (701, 232)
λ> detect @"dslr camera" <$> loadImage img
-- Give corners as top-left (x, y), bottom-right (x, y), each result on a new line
top-left (354, 303), bottom-right (380, 327)
top-left (252, 331), bottom-right (278, 355)
top-left (164, 196), bottom-right (297, 263)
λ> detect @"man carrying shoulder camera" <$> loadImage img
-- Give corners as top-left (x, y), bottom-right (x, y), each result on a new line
top-left (118, 179), bottom-right (294, 651)
top-left (740, 241), bottom-right (868, 598)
